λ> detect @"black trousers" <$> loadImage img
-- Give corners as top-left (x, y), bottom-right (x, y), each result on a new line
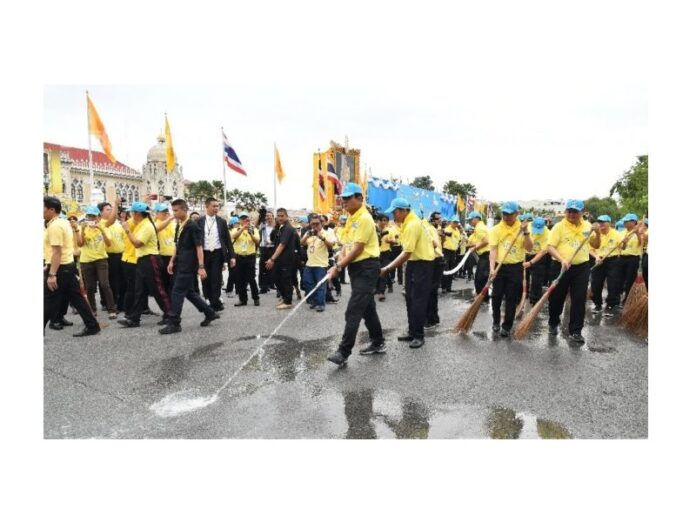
top-left (106, 253), bottom-right (125, 311)
top-left (474, 252), bottom-right (490, 296)
top-left (528, 253), bottom-right (547, 304)
top-left (391, 246), bottom-right (404, 284)
top-left (338, 258), bottom-right (384, 356)
top-left (405, 260), bottom-right (434, 340)
top-left (226, 266), bottom-right (238, 293)
top-left (591, 256), bottom-right (621, 308)
top-left (376, 251), bottom-right (393, 294)
top-left (236, 255), bottom-right (259, 303)
top-left (620, 255), bottom-right (640, 301)
top-left (122, 261), bottom-right (137, 315)
top-left (202, 249), bottom-right (225, 307)
top-left (491, 263), bottom-right (523, 331)
top-left (427, 257), bottom-right (445, 324)
top-left (442, 249), bottom-right (457, 291)
top-left (642, 253), bottom-right (648, 290)
top-left (463, 251), bottom-right (476, 279)
top-left (548, 261), bottom-right (590, 335)
top-left (276, 263), bottom-right (294, 304)
top-left (160, 255), bottom-right (173, 297)
top-left (127, 255), bottom-right (171, 323)
top-left (168, 269), bottom-right (215, 325)
top-left (329, 257), bottom-right (341, 296)
top-left (44, 264), bottom-right (98, 331)
top-left (259, 246), bottom-right (275, 290)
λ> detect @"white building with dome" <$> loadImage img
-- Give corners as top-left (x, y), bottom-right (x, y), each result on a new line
top-left (43, 134), bottom-right (185, 206)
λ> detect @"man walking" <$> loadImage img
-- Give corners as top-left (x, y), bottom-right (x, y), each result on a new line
top-left (264, 208), bottom-right (299, 310)
top-left (231, 212), bottom-right (261, 307)
top-left (300, 213), bottom-right (334, 312)
top-left (198, 197), bottom-right (235, 312)
top-left (589, 215), bottom-right (622, 314)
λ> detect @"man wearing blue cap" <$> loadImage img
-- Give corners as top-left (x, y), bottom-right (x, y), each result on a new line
top-left (466, 210), bottom-right (491, 301)
top-left (546, 200), bottom-right (601, 343)
top-left (523, 217), bottom-right (550, 305)
top-left (154, 203), bottom-right (177, 298)
top-left (441, 216), bottom-right (461, 293)
top-left (618, 213), bottom-right (644, 304)
top-left (589, 215), bottom-right (622, 313)
top-left (230, 212), bottom-right (261, 307)
top-left (380, 197), bottom-right (435, 348)
top-left (488, 201), bottom-right (532, 336)
top-left (225, 216), bottom-right (240, 298)
top-left (425, 211), bottom-right (445, 329)
top-left (326, 183), bottom-right (385, 365)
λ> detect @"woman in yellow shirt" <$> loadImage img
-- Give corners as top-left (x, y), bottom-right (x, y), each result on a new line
top-left (588, 215), bottom-right (622, 313)
top-left (618, 213), bottom-right (645, 302)
top-left (76, 206), bottom-right (117, 319)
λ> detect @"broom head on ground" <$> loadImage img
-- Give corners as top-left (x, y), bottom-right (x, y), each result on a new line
top-left (620, 291), bottom-right (648, 338)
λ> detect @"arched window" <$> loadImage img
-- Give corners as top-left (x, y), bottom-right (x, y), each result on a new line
top-left (71, 179), bottom-right (84, 202)
top-left (146, 181), bottom-right (152, 195)
top-left (134, 187), bottom-right (140, 201)
top-left (158, 180), bottom-right (165, 196)
top-left (172, 181), bottom-right (178, 197)
top-left (95, 180), bottom-right (106, 200)
top-left (127, 187), bottom-right (134, 205)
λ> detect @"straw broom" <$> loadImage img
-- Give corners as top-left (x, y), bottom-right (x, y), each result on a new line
top-left (514, 231), bottom-right (594, 340)
top-left (620, 244), bottom-right (648, 335)
top-left (454, 228), bottom-right (524, 333)
top-left (78, 264), bottom-right (109, 330)
top-left (515, 266), bottom-right (527, 318)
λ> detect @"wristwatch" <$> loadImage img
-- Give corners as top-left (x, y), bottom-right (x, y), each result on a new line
top-left (48, 273), bottom-right (57, 277)
top-left (198, 264), bottom-right (205, 269)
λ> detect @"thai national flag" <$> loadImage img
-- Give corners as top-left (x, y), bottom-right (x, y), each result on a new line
top-left (318, 156), bottom-right (326, 200)
top-left (327, 157), bottom-right (342, 193)
top-left (222, 132), bottom-right (247, 176)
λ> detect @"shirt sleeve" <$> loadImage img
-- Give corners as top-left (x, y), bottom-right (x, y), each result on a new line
top-left (279, 226), bottom-right (293, 246)
top-left (134, 222), bottom-right (154, 245)
top-left (548, 223), bottom-right (561, 247)
top-left (352, 215), bottom-right (374, 245)
top-left (401, 220), bottom-right (417, 253)
top-left (192, 222), bottom-right (203, 247)
top-left (47, 223), bottom-right (65, 247)
top-left (488, 226), bottom-right (500, 247)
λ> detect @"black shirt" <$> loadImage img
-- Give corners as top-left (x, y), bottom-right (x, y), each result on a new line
top-left (275, 223), bottom-right (299, 266)
top-left (174, 219), bottom-right (203, 272)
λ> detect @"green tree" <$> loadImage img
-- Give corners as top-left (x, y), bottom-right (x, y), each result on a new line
top-left (610, 155), bottom-right (648, 217)
top-left (442, 180), bottom-right (477, 199)
top-left (411, 175), bottom-right (435, 191)
top-left (583, 196), bottom-right (621, 222)
top-left (211, 180), bottom-right (226, 200)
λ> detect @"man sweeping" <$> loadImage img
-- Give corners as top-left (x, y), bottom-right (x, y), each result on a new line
top-left (589, 215), bottom-right (622, 314)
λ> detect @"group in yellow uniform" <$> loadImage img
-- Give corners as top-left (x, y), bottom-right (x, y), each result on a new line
top-left (77, 206), bottom-right (117, 317)
top-left (589, 214), bottom-right (622, 312)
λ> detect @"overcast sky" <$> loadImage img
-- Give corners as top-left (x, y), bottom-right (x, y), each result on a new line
top-left (42, 6), bottom-right (647, 211)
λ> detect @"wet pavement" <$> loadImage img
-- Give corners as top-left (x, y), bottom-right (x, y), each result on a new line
top-left (44, 277), bottom-right (648, 439)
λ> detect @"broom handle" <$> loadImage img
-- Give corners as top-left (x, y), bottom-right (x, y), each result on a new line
top-left (592, 222), bottom-right (641, 270)
top-left (551, 229), bottom-right (595, 285)
top-left (487, 227), bottom-right (525, 285)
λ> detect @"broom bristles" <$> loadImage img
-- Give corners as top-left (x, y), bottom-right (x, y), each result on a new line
top-left (514, 283), bottom-right (556, 339)
top-left (623, 275), bottom-right (646, 311)
top-left (454, 285), bottom-right (489, 333)
top-left (620, 293), bottom-right (648, 337)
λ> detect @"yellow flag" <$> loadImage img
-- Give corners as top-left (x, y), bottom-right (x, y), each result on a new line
top-left (457, 194), bottom-right (466, 213)
top-left (164, 114), bottom-right (176, 174)
top-left (87, 94), bottom-right (116, 163)
top-left (49, 150), bottom-right (63, 194)
top-left (274, 144), bottom-right (285, 183)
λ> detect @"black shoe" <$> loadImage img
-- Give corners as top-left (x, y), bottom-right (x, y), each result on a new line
top-left (73, 327), bottom-right (100, 337)
top-left (260, 288), bottom-right (269, 294)
top-left (592, 305), bottom-right (602, 314)
top-left (100, 305), bottom-right (108, 312)
top-left (387, 287), bottom-right (393, 293)
top-left (118, 318), bottom-right (140, 328)
top-left (500, 328), bottom-right (510, 338)
top-left (253, 299), bottom-right (260, 306)
top-left (359, 342), bottom-right (386, 355)
top-left (569, 333), bottom-right (585, 344)
top-left (424, 322), bottom-right (437, 330)
top-left (159, 324), bottom-right (182, 335)
top-left (397, 333), bottom-right (414, 342)
top-left (327, 351), bottom-right (348, 366)
top-left (142, 309), bottom-right (158, 316)
top-left (48, 322), bottom-right (63, 331)
top-left (234, 302), bottom-right (247, 307)
top-left (492, 324), bottom-right (501, 333)
top-left (409, 338), bottom-right (425, 349)
top-left (200, 313), bottom-right (220, 327)
top-left (156, 318), bottom-right (168, 326)
top-left (548, 324), bottom-right (559, 336)
top-left (58, 318), bottom-right (74, 327)
top-left (211, 303), bottom-right (225, 312)
top-left (327, 298), bottom-right (339, 304)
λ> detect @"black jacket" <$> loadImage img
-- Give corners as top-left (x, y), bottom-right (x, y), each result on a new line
top-left (197, 214), bottom-right (235, 262)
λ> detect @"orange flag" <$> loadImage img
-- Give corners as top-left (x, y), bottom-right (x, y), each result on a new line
top-left (274, 143), bottom-right (285, 183)
top-left (86, 94), bottom-right (116, 163)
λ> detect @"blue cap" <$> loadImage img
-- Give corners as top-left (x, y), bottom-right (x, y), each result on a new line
top-left (299, 215), bottom-right (308, 223)
top-left (340, 182), bottom-right (363, 198)
top-left (644, 218), bottom-right (649, 226)
top-left (500, 201), bottom-right (520, 214)
top-left (519, 213), bottom-right (532, 221)
top-left (385, 197), bottom-right (411, 214)
top-left (616, 220), bottom-right (625, 231)
top-left (466, 211), bottom-right (482, 220)
top-left (154, 203), bottom-right (169, 212)
top-left (596, 215), bottom-right (612, 223)
top-left (623, 213), bottom-right (638, 222)
top-left (130, 201), bottom-right (149, 213)
top-left (531, 217), bottom-right (546, 234)
top-left (450, 216), bottom-right (460, 223)
top-left (228, 217), bottom-right (239, 226)
top-left (565, 199), bottom-right (584, 211)
top-left (84, 206), bottom-right (100, 216)
top-left (239, 212), bottom-right (249, 219)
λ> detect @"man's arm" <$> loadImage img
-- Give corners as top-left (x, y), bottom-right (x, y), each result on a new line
top-left (46, 245), bottom-right (62, 291)
top-left (328, 242), bottom-right (365, 279)
top-left (155, 216), bottom-right (175, 231)
top-left (547, 244), bottom-right (570, 271)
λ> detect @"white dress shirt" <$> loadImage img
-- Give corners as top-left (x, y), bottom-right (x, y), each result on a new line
top-left (204, 215), bottom-right (222, 251)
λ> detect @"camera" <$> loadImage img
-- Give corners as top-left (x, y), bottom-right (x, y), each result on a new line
top-left (380, 229), bottom-right (389, 237)
top-left (309, 230), bottom-right (318, 237)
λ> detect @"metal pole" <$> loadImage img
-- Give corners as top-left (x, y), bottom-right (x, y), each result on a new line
top-left (86, 90), bottom-right (94, 190)
top-left (273, 142), bottom-right (277, 209)
top-left (221, 127), bottom-right (228, 212)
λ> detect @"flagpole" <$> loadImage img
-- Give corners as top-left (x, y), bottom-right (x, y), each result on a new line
top-left (86, 90), bottom-right (94, 191)
top-left (221, 127), bottom-right (228, 212)
top-left (273, 142), bottom-right (277, 209)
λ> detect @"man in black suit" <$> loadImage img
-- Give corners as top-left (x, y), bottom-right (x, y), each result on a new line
top-left (198, 197), bottom-right (235, 311)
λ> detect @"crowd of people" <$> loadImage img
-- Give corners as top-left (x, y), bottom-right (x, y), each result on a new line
top-left (43, 189), bottom-right (648, 366)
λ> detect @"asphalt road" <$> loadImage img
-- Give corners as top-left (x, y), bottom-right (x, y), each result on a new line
top-left (44, 275), bottom-right (648, 439)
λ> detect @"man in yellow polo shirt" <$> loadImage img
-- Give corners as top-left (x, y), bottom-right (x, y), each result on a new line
top-left (618, 213), bottom-right (645, 304)
top-left (523, 217), bottom-right (550, 305)
top-left (466, 210), bottom-right (491, 302)
top-left (230, 212), bottom-right (261, 307)
top-left (546, 199), bottom-right (601, 343)
top-left (43, 196), bottom-right (100, 337)
top-left (425, 211), bottom-right (445, 329)
top-left (488, 201), bottom-right (532, 337)
top-left (98, 201), bottom-right (126, 313)
top-left (380, 197), bottom-right (435, 349)
top-left (441, 216), bottom-right (461, 292)
top-left (589, 215), bottom-right (623, 314)
top-left (300, 212), bottom-right (334, 312)
top-left (118, 202), bottom-right (171, 327)
top-left (375, 213), bottom-right (395, 300)
top-left (154, 203), bottom-right (177, 297)
top-left (326, 183), bottom-right (385, 365)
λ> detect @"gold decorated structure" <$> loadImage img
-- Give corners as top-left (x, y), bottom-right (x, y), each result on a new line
top-left (312, 140), bottom-right (366, 216)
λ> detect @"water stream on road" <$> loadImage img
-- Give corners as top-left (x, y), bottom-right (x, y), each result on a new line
top-left (149, 273), bottom-right (332, 418)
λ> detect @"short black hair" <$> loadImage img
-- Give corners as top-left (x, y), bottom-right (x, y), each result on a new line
top-left (44, 196), bottom-right (61, 214)
top-left (377, 213), bottom-right (388, 221)
top-left (205, 197), bottom-right (218, 206)
top-left (171, 198), bottom-right (188, 210)
top-left (276, 208), bottom-right (288, 215)
top-left (430, 212), bottom-right (441, 220)
top-left (190, 211), bottom-right (200, 217)
top-left (97, 202), bottom-right (112, 212)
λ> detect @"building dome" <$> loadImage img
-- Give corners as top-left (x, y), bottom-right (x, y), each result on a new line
top-left (147, 135), bottom-right (167, 163)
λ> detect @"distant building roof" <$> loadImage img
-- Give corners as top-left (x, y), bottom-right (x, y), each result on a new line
top-left (44, 142), bottom-right (140, 176)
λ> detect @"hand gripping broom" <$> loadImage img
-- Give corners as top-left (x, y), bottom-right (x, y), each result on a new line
top-left (454, 228), bottom-right (524, 334)
top-left (513, 230), bottom-right (594, 340)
